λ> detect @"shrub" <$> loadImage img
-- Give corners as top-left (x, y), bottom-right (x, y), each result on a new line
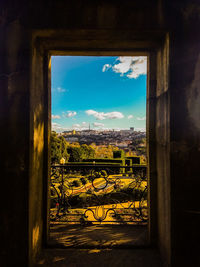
top-left (126, 156), bottom-right (141, 164)
top-left (113, 150), bottom-right (125, 159)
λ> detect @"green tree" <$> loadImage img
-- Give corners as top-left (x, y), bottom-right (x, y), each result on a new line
top-left (67, 144), bottom-right (95, 162)
top-left (59, 135), bottom-right (70, 161)
top-left (67, 146), bottom-right (83, 162)
top-left (51, 131), bottom-right (69, 164)
top-left (51, 131), bottom-right (62, 163)
top-left (80, 144), bottom-right (95, 159)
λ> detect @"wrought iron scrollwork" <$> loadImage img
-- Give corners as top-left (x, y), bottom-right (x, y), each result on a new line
top-left (50, 164), bottom-right (147, 224)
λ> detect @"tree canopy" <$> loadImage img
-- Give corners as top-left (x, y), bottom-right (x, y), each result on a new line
top-left (51, 131), bottom-right (70, 164)
top-left (51, 132), bottom-right (95, 164)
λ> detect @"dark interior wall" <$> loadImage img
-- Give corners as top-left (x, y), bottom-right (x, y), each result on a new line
top-left (166, 1), bottom-right (200, 265)
top-left (26, 0), bottom-right (162, 30)
top-left (146, 52), bottom-right (158, 247)
top-left (0, 12), bottom-right (31, 267)
top-left (1, 0), bottom-right (200, 266)
top-left (156, 34), bottom-right (170, 263)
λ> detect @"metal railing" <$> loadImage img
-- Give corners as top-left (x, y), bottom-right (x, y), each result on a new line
top-left (50, 164), bottom-right (148, 225)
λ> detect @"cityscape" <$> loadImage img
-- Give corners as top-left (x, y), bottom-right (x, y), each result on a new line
top-left (58, 127), bottom-right (146, 153)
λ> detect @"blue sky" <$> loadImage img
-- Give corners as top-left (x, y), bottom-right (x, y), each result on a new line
top-left (51, 56), bottom-right (147, 132)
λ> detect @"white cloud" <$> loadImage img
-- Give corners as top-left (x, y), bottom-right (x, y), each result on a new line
top-left (52, 122), bottom-right (69, 132)
top-left (52, 122), bottom-right (60, 127)
top-left (128, 115), bottom-right (133, 119)
top-left (93, 122), bottom-right (105, 127)
top-left (103, 56), bottom-right (147, 79)
top-left (64, 111), bottom-right (77, 118)
top-left (102, 64), bottom-right (112, 72)
top-left (85, 110), bottom-right (124, 120)
top-left (72, 122), bottom-right (89, 130)
top-left (137, 116), bottom-right (146, 121)
top-left (52, 114), bottom-right (61, 119)
top-left (56, 87), bottom-right (66, 92)
top-left (72, 124), bottom-right (81, 128)
top-left (113, 57), bottom-right (133, 75)
top-left (106, 112), bottom-right (124, 119)
top-left (85, 110), bottom-right (97, 116)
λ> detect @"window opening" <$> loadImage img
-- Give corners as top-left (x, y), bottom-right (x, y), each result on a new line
top-left (49, 56), bottom-right (147, 248)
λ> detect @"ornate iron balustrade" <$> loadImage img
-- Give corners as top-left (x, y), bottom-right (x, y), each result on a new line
top-left (50, 164), bottom-right (147, 225)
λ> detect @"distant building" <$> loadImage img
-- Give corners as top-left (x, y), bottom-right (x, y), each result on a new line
top-left (65, 137), bottom-right (78, 143)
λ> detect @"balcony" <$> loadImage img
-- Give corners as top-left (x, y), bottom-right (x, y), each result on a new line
top-left (50, 164), bottom-right (147, 225)
top-left (49, 163), bottom-right (148, 248)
